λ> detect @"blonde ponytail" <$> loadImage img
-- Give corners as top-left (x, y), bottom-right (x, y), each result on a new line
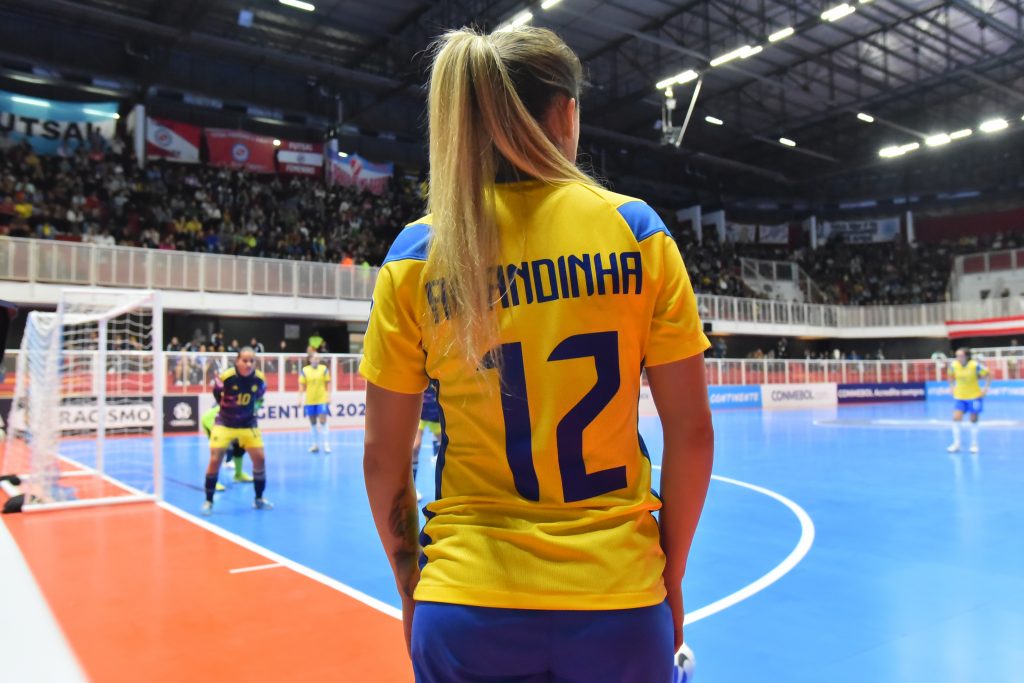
top-left (426, 26), bottom-right (596, 360)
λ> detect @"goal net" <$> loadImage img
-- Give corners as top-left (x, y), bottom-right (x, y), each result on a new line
top-left (2, 289), bottom-right (163, 511)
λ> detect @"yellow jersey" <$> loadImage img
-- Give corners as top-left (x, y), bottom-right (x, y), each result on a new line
top-left (299, 364), bottom-right (331, 405)
top-left (950, 359), bottom-right (989, 400)
top-left (360, 180), bottom-right (709, 611)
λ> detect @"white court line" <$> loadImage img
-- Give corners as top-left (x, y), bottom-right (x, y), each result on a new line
top-left (651, 467), bottom-right (816, 626)
top-left (159, 502), bottom-right (401, 618)
top-left (0, 519), bottom-right (88, 683)
top-left (228, 562), bottom-right (284, 574)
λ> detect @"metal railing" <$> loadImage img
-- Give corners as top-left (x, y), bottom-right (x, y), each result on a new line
top-left (4, 352), bottom-right (1023, 398)
top-left (0, 237), bottom-right (378, 300)
top-left (4, 236), bottom-right (1024, 330)
top-left (972, 346), bottom-right (1024, 358)
top-left (740, 257), bottom-right (830, 304)
top-left (695, 293), bottom-right (1024, 329)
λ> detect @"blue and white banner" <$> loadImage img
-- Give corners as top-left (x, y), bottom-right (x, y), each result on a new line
top-left (326, 140), bottom-right (393, 194)
top-left (818, 217), bottom-right (900, 244)
top-left (838, 383), bottom-right (925, 404)
top-left (0, 90), bottom-right (118, 154)
top-left (925, 380), bottom-right (1024, 401)
top-left (709, 385), bottom-right (762, 409)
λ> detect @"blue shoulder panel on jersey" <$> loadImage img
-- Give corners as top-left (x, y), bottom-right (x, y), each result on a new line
top-left (382, 222), bottom-right (431, 265)
top-left (617, 201), bottom-right (671, 242)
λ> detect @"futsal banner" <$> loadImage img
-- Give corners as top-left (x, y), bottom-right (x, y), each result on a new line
top-left (837, 383), bottom-right (925, 404)
top-left (0, 89), bottom-right (117, 154)
top-left (145, 117), bottom-right (200, 163)
top-left (817, 217), bottom-right (900, 244)
top-left (708, 385), bottom-right (762, 409)
top-left (196, 390), bottom-right (367, 431)
top-left (205, 128), bottom-right (276, 173)
top-left (276, 140), bottom-right (323, 176)
top-left (758, 224), bottom-right (790, 244)
top-left (925, 380), bottom-right (1024, 401)
top-left (59, 402), bottom-right (155, 431)
top-left (326, 141), bottom-right (393, 194)
top-left (163, 396), bottom-right (199, 433)
top-left (761, 383), bottom-right (837, 409)
top-left (945, 315), bottom-right (1024, 339)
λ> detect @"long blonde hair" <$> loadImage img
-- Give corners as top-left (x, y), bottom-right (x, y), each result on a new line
top-left (426, 26), bottom-right (596, 358)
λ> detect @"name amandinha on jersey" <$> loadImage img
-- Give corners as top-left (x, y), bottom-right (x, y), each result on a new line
top-left (425, 251), bottom-right (643, 322)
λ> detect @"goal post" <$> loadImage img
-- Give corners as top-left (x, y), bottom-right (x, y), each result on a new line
top-left (2, 288), bottom-right (164, 511)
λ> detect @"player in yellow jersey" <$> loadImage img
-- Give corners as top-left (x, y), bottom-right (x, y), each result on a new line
top-left (948, 347), bottom-right (991, 453)
top-left (360, 27), bottom-right (714, 683)
top-left (298, 352), bottom-right (331, 453)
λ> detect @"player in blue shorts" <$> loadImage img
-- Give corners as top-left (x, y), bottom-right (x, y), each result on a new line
top-left (299, 352), bottom-right (332, 453)
top-left (360, 26), bottom-right (714, 683)
top-left (948, 347), bottom-right (991, 453)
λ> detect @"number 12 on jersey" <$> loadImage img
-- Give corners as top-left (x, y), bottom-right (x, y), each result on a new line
top-left (483, 331), bottom-right (627, 503)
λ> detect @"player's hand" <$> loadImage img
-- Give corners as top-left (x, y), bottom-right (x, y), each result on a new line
top-left (666, 580), bottom-right (684, 651)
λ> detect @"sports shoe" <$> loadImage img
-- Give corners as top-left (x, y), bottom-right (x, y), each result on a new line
top-left (969, 444), bottom-right (980, 454)
top-left (201, 501), bottom-right (213, 516)
top-left (253, 497), bottom-right (274, 510)
top-left (309, 445), bottom-right (319, 453)
top-left (215, 482), bottom-right (226, 492)
top-left (323, 443), bottom-right (331, 454)
top-left (233, 471), bottom-right (254, 483)
top-left (947, 443), bottom-right (960, 453)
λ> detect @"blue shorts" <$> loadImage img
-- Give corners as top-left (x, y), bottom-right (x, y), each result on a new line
top-left (303, 403), bottom-right (330, 418)
top-left (954, 398), bottom-right (983, 415)
top-left (411, 600), bottom-right (674, 683)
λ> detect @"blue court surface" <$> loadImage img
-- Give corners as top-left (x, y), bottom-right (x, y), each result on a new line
top-left (157, 402), bottom-right (1024, 683)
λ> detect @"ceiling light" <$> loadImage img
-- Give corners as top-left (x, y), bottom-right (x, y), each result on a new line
top-left (540, 0), bottom-right (562, 8)
top-left (949, 129), bottom-right (972, 140)
top-left (925, 133), bottom-right (950, 147)
top-left (879, 146), bottom-right (904, 158)
top-left (497, 10), bottom-right (533, 31)
top-left (899, 142), bottom-right (920, 153)
top-left (272, 139), bottom-right (282, 147)
top-left (705, 116), bottom-right (724, 126)
top-left (279, 0), bottom-right (315, 11)
top-left (655, 69), bottom-right (698, 90)
top-left (710, 44), bottom-right (761, 67)
top-left (779, 137), bottom-right (796, 147)
top-left (769, 27), bottom-right (794, 42)
top-left (857, 112), bottom-right (874, 123)
top-left (979, 118), bottom-right (1008, 133)
top-left (10, 95), bottom-right (50, 107)
top-left (821, 4), bottom-right (856, 22)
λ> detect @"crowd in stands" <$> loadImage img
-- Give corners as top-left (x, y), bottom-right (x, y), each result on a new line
top-left (2, 137), bottom-right (1022, 306)
top-left (0, 138), bottom-right (423, 267)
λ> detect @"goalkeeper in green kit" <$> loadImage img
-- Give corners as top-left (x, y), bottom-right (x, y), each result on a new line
top-left (201, 405), bottom-right (253, 489)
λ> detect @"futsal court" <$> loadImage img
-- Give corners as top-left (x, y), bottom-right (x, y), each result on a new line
top-left (4, 399), bottom-right (1021, 683)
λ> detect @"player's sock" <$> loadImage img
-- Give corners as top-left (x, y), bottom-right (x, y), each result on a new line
top-left (950, 421), bottom-right (961, 447)
top-left (204, 475), bottom-right (218, 503)
top-left (969, 422), bottom-right (979, 446)
top-left (309, 421), bottom-right (318, 445)
top-left (232, 455), bottom-right (244, 477)
top-left (320, 422), bottom-right (330, 448)
top-left (253, 468), bottom-right (266, 499)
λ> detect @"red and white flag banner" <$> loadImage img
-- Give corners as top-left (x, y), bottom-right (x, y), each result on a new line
top-left (946, 315), bottom-right (1024, 339)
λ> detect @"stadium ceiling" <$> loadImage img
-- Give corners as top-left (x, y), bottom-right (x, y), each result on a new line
top-left (1, 0), bottom-right (1023, 212)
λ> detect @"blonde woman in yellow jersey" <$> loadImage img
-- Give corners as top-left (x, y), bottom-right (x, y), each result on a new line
top-left (298, 352), bottom-right (332, 453)
top-left (948, 347), bottom-right (992, 453)
top-left (361, 27), bottom-right (713, 683)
